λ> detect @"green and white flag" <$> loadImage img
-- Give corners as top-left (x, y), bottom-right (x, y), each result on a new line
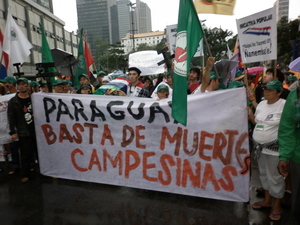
top-left (74, 28), bottom-right (87, 90)
top-left (40, 23), bottom-right (55, 85)
top-left (172, 0), bottom-right (204, 126)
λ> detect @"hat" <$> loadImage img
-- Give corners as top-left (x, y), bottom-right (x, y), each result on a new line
top-left (97, 70), bottom-right (106, 77)
top-left (235, 71), bottom-right (245, 81)
top-left (40, 80), bottom-right (47, 86)
top-left (227, 81), bottom-right (245, 89)
top-left (1, 76), bottom-right (17, 84)
top-left (264, 80), bottom-right (283, 92)
top-left (80, 83), bottom-right (92, 90)
top-left (157, 84), bottom-right (169, 92)
top-left (66, 80), bottom-right (73, 86)
top-left (53, 79), bottom-right (64, 86)
top-left (144, 76), bottom-right (153, 83)
top-left (102, 76), bottom-right (110, 82)
top-left (79, 74), bottom-right (90, 80)
top-left (30, 81), bottom-right (39, 87)
top-left (286, 75), bottom-right (297, 82)
top-left (17, 78), bottom-right (29, 84)
top-left (128, 67), bottom-right (141, 75)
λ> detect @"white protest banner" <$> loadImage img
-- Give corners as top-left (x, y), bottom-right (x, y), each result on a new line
top-left (32, 88), bottom-right (250, 202)
top-left (128, 51), bottom-right (165, 75)
top-left (166, 24), bottom-right (204, 57)
top-left (236, 7), bottom-right (277, 64)
top-left (0, 94), bottom-right (14, 144)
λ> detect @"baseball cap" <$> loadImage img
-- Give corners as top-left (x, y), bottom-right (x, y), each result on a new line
top-left (157, 84), bottom-right (169, 92)
top-left (264, 80), bottom-right (283, 92)
top-left (1, 76), bottom-right (17, 84)
top-left (17, 78), bottom-right (29, 84)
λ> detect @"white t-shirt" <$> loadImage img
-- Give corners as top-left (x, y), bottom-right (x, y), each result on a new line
top-left (253, 98), bottom-right (286, 156)
top-left (192, 84), bottom-right (209, 94)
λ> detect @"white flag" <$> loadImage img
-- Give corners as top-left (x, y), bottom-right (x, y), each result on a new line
top-left (226, 44), bottom-right (233, 59)
top-left (3, 8), bottom-right (33, 68)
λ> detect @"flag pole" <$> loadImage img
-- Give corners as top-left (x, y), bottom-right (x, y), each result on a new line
top-left (273, 59), bottom-right (277, 79)
top-left (203, 35), bottom-right (219, 78)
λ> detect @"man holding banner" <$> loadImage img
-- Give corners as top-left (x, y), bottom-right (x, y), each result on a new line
top-left (7, 78), bottom-right (38, 183)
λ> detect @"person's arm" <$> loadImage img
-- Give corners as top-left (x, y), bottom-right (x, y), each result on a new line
top-left (7, 98), bottom-right (18, 141)
top-left (247, 107), bottom-right (256, 125)
top-left (278, 90), bottom-right (297, 167)
top-left (246, 86), bottom-right (258, 108)
top-left (200, 57), bottom-right (215, 93)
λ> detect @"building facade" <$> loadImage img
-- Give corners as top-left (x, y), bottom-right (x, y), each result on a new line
top-left (0, 0), bottom-right (79, 76)
top-left (117, 0), bottom-right (130, 40)
top-left (121, 31), bottom-right (166, 54)
top-left (76, 0), bottom-right (118, 57)
top-left (135, 0), bottom-right (151, 34)
top-left (274, 0), bottom-right (289, 21)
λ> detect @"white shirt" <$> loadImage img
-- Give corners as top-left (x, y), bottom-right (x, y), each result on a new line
top-left (253, 98), bottom-right (286, 156)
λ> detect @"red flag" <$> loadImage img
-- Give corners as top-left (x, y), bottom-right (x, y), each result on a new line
top-left (84, 36), bottom-right (94, 78)
top-left (0, 29), bottom-right (8, 78)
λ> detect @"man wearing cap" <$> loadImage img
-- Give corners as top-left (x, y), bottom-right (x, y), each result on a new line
top-left (39, 81), bottom-right (49, 93)
top-left (251, 69), bottom-right (290, 108)
top-left (156, 84), bottom-right (170, 100)
top-left (7, 78), bottom-right (38, 183)
top-left (30, 81), bottom-right (40, 93)
top-left (95, 70), bottom-right (106, 89)
top-left (53, 79), bottom-right (65, 93)
top-left (127, 67), bottom-right (144, 97)
top-left (0, 76), bottom-right (17, 94)
top-left (285, 75), bottom-right (297, 88)
top-left (138, 77), bottom-right (153, 98)
top-left (78, 74), bottom-right (95, 93)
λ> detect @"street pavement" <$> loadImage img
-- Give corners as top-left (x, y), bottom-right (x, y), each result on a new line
top-left (0, 159), bottom-right (295, 225)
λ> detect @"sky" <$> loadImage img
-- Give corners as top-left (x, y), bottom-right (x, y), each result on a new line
top-left (52, 0), bottom-right (300, 35)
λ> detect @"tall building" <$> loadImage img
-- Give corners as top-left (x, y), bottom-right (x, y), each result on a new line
top-left (76, 0), bottom-right (118, 56)
top-left (117, 0), bottom-right (131, 39)
top-left (274, 0), bottom-right (289, 21)
top-left (135, 0), bottom-right (151, 34)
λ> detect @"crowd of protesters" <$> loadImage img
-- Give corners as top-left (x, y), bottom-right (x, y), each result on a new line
top-left (1, 57), bottom-right (300, 224)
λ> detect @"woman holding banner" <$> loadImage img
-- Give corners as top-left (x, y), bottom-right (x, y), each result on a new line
top-left (248, 80), bottom-right (286, 221)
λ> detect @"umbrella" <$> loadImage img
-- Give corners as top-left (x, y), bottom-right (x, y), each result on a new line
top-left (213, 59), bottom-right (238, 84)
top-left (51, 48), bottom-right (77, 77)
top-left (246, 66), bottom-right (264, 74)
top-left (289, 57), bottom-right (300, 73)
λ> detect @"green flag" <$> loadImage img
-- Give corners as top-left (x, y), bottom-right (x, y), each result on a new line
top-left (172, 0), bottom-right (204, 126)
top-left (74, 28), bottom-right (87, 90)
top-left (40, 23), bottom-right (56, 85)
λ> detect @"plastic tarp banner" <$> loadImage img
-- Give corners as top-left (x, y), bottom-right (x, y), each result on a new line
top-left (32, 88), bottom-right (250, 202)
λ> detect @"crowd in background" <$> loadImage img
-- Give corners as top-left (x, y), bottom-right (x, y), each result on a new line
top-left (1, 58), bottom-right (300, 223)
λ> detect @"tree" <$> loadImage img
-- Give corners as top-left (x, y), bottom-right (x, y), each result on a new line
top-left (203, 27), bottom-right (233, 61)
top-left (277, 17), bottom-right (300, 67)
top-left (94, 37), bottom-right (110, 70)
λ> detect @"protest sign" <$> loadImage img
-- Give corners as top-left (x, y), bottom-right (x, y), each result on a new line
top-left (128, 51), bottom-right (165, 75)
top-left (236, 7), bottom-right (277, 64)
top-left (166, 24), bottom-right (204, 57)
top-left (0, 94), bottom-right (14, 144)
top-left (32, 88), bottom-right (250, 202)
